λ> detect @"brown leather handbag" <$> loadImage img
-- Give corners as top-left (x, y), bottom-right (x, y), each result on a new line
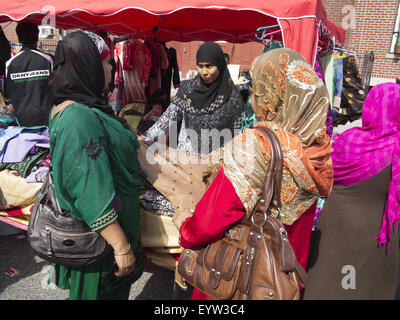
top-left (177, 127), bottom-right (307, 300)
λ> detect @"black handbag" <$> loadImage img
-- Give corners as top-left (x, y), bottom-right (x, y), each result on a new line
top-left (27, 106), bottom-right (112, 267)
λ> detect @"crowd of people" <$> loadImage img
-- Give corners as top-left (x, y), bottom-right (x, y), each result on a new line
top-left (0, 21), bottom-right (399, 301)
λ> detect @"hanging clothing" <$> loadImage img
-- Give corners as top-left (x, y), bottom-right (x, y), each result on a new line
top-left (179, 48), bottom-right (333, 299)
top-left (333, 56), bottom-right (344, 109)
top-left (314, 53), bottom-right (333, 137)
top-left (340, 55), bottom-right (365, 122)
top-left (240, 96), bottom-right (257, 131)
top-left (146, 41), bottom-right (169, 101)
top-left (261, 40), bottom-right (284, 54)
top-left (162, 46), bottom-right (180, 100)
top-left (190, 42), bottom-right (233, 112)
top-left (314, 55), bottom-right (324, 81)
top-left (115, 39), bottom-right (152, 104)
top-left (109, 58), bottom-right (124, 114)
top-left (319, 53), bottom-right (335, 107)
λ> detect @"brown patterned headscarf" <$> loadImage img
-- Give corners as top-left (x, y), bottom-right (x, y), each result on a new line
top-left (218, 48), bottom-right (333, 225)
top-left (252, 48), bottom-right (329, 147)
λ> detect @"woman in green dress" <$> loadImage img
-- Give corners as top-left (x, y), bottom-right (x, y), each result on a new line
top-left (47, 30), bottom-right (143, 300)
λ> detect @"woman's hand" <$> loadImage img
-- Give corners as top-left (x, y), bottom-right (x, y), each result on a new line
top-left (98, 220), bottom-right (136, 277)
top-left (113, 245), bottom-right (136, 277)
top-left (173, 209), bottom-right (193, 230)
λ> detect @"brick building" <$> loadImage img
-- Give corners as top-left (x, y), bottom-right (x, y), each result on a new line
top-left (322, 0), bottom-right (400, 84)
top-left (1, 21), bottom-right (59, 56)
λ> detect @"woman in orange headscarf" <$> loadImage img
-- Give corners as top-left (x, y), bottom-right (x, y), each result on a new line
top-left (174, 48), bottom-right (333, 299)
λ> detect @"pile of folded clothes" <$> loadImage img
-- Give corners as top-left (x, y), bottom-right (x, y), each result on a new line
top-left (0, 123), bottom-right (50, 230)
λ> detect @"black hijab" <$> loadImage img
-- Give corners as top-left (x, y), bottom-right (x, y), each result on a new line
top-left (188, 42), bottom-right (233, 110)
top-left (50, 31), bottom-right (114, 116)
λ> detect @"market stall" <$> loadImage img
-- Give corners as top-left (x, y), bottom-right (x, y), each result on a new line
top-left (0, 0), bottom-right (345, 274)
top-left (0, 0), bottom-right (345, 66)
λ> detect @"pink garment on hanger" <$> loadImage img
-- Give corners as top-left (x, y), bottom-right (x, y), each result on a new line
top-left (117, 39), bottom-right (152, 104)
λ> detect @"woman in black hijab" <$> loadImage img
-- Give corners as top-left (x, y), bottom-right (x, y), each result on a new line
top-left (144, 42), bottom-right (244, 155)
top-left (51, 31), bottom-right (115, 115)
top-left (48, 30), bottom-right (143, 300)
top-left (50, 30), bottom-right (130, 128)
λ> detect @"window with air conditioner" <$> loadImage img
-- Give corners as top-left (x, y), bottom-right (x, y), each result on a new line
top-left (38, 26), bottom-right (55, 39)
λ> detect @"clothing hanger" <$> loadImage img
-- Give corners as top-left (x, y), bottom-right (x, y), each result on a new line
top-left (255, 25), bottom-right (280, 42)
top-left (260, 30), bottom-right (282, 47)
top-left (333, 45), bottom-right (356, 56)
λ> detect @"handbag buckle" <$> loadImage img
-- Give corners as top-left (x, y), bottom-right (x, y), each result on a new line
top-left (251, 211), bottom-right (267, 228)
top-left (226, 226), bottom-right (241, 241)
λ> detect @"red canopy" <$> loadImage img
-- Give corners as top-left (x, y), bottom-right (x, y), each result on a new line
top-left (0, 0), bottom-right (345, 65)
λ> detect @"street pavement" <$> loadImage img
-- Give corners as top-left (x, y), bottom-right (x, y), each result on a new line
top-left (0, 221), bottom-right (192, 300)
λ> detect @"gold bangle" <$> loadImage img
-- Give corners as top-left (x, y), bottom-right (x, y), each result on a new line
top-left (114, 244), bottom-right (131, 256)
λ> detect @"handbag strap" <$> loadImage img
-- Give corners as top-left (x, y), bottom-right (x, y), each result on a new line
top-left (252, 127), bottom-right (308, 287)
top-left (49, 103), bottom-right (75, 163)
top-left (251, 126), bottom-right (283, 219)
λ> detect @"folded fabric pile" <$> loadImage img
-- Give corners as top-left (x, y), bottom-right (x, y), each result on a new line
top-left (0, 126), bottom-right (50, 182)
top-left (140, 188), bottom-right (175, 217)
top-left (0, 125), bottom-right (50, 230)
top-left (0, 168), bottom-right (43, 230)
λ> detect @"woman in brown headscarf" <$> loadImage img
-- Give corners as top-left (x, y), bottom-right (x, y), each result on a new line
top-left (174, 48), bottom-right (333, 300)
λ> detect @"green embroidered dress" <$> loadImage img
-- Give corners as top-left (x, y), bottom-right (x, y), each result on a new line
top-left (48, 103), bottom-right (143, 300)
